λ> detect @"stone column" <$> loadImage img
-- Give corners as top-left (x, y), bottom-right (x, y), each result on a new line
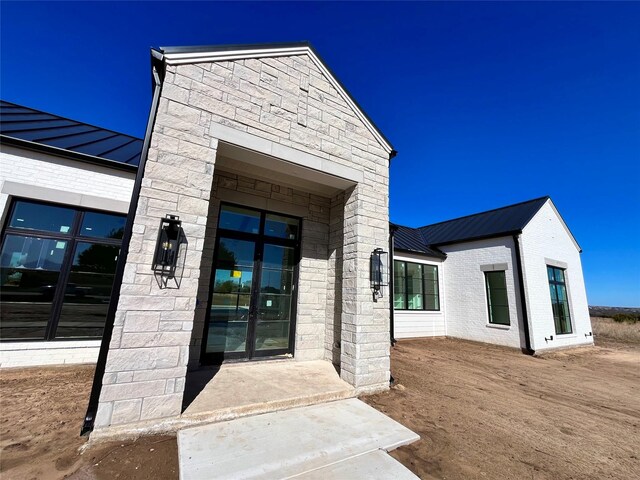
top-left (340, 184), bottom-right (390, 394)
top-left (94, 99), bottom-right (218, 429)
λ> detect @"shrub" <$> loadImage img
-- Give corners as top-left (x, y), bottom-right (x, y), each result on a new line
top-left (612, 313), bottom-right (640, 324)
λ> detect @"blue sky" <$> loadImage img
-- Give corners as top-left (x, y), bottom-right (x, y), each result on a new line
top-left (2, 2), bottom-right (639, 307)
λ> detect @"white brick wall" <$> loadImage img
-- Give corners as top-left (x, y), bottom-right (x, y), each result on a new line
top-left (440, 237), bottom-right (527, 349)
top-left (0, 145), bottom-right (135, 368)
top-left (392, 252), bottom-right (446, 339)
top-left (0, 145), bottom-right (135, 217)
top-left (521, 200), bottom-right (593, 352)
top-left (0, 341), bottom-right (100, 367)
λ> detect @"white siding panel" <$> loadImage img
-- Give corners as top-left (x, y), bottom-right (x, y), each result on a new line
top-left (392, 253), bottom-right (445, 338)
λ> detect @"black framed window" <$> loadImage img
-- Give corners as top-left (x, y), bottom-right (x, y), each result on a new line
top-left (393, 260), bottom-right (439, 311)
top-left (547, 266), bottom-right (572, 335)
top-left (0, 199), bottom-right (126, 341)
top-left (485, 271), bottom-right (510, 325)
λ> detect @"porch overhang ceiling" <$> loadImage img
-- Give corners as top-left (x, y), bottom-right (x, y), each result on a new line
top-left (157, 43), bottom-right (395, 157)
top-left (216, 141), bottom-right (357, 198)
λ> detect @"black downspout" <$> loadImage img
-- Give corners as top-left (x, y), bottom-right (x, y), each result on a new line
top-left (81, 64), bottom-right (164, 435)
top-left (513, 234), bottom-right (534, 355)
top-left (389, 227), bottom-right (397, 346)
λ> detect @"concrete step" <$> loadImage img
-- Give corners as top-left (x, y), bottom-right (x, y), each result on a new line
top-left (181, 360), bottom-right (356, 425)
top-left (178, 398), bottom-right (419, 480)
top-left (289, 450), bottom-right (419, 479)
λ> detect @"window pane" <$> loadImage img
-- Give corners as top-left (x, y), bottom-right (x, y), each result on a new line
top-left (55, 243), bottom-right (119, 339)
top-left (80, 212), bottom-right (126, 239)
top-left (406, 263), bottom-right (424, 310)
top-left (393, 261), bottom-right (406, 309)
top-left (218, 205), bottom-right (260, 234)
top-left (264, 214), bottom-right (299, 240)
top-left (423, 265), bottom-right (439, 311)
top-left (547, 266), bottom-right (572, 335)
top-left (9, 201), bottom-right (75, 234)
top-left (486, 271), bottom-right (510, 325)
top-left (263, 245), bottom-right (295, 271)
top-left (0, 235), bottom-right (69, 339)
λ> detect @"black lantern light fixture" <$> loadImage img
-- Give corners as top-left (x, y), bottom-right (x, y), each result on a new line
top-left (370, 247), bottom-right (389, 301)
top-left (152, 214), bottom-right (188, 289)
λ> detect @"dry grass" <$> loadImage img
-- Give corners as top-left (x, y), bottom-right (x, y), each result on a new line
top-left (592, 316), bottom-right (640, 344)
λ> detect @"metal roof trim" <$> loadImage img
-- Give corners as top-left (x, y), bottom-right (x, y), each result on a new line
top-left (0, 134), bottom-right (138, 173)
top-left (158, 43), bottom-right (395, 156)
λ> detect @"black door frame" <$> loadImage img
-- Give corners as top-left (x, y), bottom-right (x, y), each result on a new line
top-left (200, 202), bottom-right (301, 365)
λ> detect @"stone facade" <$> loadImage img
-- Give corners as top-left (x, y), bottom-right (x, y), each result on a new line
top-left (93, 49), bottom-right (391, 430)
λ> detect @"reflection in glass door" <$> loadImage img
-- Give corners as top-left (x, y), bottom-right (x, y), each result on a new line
top-left (255, 244), bottom-right (295, 352)
top-left (203, 204), bottom-right (300, 363)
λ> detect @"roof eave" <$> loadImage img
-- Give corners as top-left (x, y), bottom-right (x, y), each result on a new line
top-left (0, 135), bottom-right (138, 173)
top-left (394, 246), bottom-right (447, 260)
top-left (430, 230), bottom-right (524, 248)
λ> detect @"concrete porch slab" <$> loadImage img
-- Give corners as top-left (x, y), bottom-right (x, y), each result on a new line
top-left (181, 360), bottom-right (355, 424)
top-left (178, 398), bottom-right (420, 480)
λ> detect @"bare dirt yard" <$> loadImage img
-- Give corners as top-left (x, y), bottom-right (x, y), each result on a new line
top-left (1, 319), bottom-right (638, 480)
top-left (365, 335), bottom-right (640, 480)
top-left (0, 365), bottom-right (177, 480)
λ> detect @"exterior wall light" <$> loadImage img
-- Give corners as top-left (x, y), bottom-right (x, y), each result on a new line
top-left (152, 214), bottom-right (188, 289)
top-left (370, 248), bottom-right (389, 301)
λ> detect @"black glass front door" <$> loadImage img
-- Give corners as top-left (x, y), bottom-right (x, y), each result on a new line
top-left (203, 204), bottom-right (300, 363)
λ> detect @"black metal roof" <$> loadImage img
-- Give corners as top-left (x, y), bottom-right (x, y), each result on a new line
top-left (419, 196), bottom-right (550, 246)
top-left (0, 100), bottom-right (142, 171)
top-left (392, 196), bottom-right (553, 257)
top-left (392, 224), bottom-right (446, 258)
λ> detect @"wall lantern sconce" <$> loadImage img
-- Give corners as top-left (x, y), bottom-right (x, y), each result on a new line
top-left (370, 248), bottom-right (389, 302)
top-left (152, 214), bottom-right (188, 289)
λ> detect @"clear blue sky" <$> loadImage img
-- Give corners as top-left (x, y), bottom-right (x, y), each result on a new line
top-left (2, 2), bottom-right (639, 307)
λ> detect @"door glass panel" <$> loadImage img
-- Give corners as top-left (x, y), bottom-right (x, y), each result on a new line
top-left (264, 214), bottom-right (299, 240)
top-left (255, 245), bottom-right (295, 352)
top-left (9, 201), bottom-right (75, 234)
top-left (218, 205), bottom-right (260, 234)
top-left (0, 235), bottom-right (68, 339)
top-left (55, 242), bottom-right (119, 338)
top-left (206, 238), bottom-right (255, 353)
top-left (80, 212), bottom-right (126, 239)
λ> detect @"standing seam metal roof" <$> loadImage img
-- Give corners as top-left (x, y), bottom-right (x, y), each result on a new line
top-left (392, 197), bottom-right (552, 257)
top-left (0, 100), bottom-right (143, 168)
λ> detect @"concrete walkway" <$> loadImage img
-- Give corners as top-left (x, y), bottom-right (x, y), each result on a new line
top-left (178, 398), bottom-right (419, 480)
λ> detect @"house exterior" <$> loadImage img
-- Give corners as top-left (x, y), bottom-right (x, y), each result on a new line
top-left (391, 197), bottom-right (594, 353)
top-left (0, 42), bottom-right (594, 437)
top-left (0, 100), bottom-right (138, 367)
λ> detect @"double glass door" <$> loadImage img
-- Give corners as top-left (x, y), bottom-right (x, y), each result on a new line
top-left (203, 204), bottom-right (300, 362)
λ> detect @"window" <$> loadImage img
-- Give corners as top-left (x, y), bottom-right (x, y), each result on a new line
top-left (547, 266), bottom-right (572, 334)
top-left (0, 199), bottom-right (126, 341)
top-left (485, 271), bottom-right (510, 325)
top-left (393, 260), bottom-right (439, 311)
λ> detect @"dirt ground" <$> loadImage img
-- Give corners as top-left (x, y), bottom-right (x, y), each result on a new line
top-left (0, 365), bottom-right (177, 480)
top-left (365, 337), bottom-right (640, 480)
top-left (1, 331), bottom-right (638, 480)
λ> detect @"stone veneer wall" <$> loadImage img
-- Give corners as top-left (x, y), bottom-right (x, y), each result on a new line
top-left (190, 170), bottom-right (331, 364)
top-left (94, 52), bottom-right (390, 430)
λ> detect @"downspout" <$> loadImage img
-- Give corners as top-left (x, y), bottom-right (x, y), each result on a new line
top-left (81, 61), bottom-right (164, 435)
top-left (513, 233), bottom-right (534, 355)
top-left (389, 226), bottom-right (397, 346)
